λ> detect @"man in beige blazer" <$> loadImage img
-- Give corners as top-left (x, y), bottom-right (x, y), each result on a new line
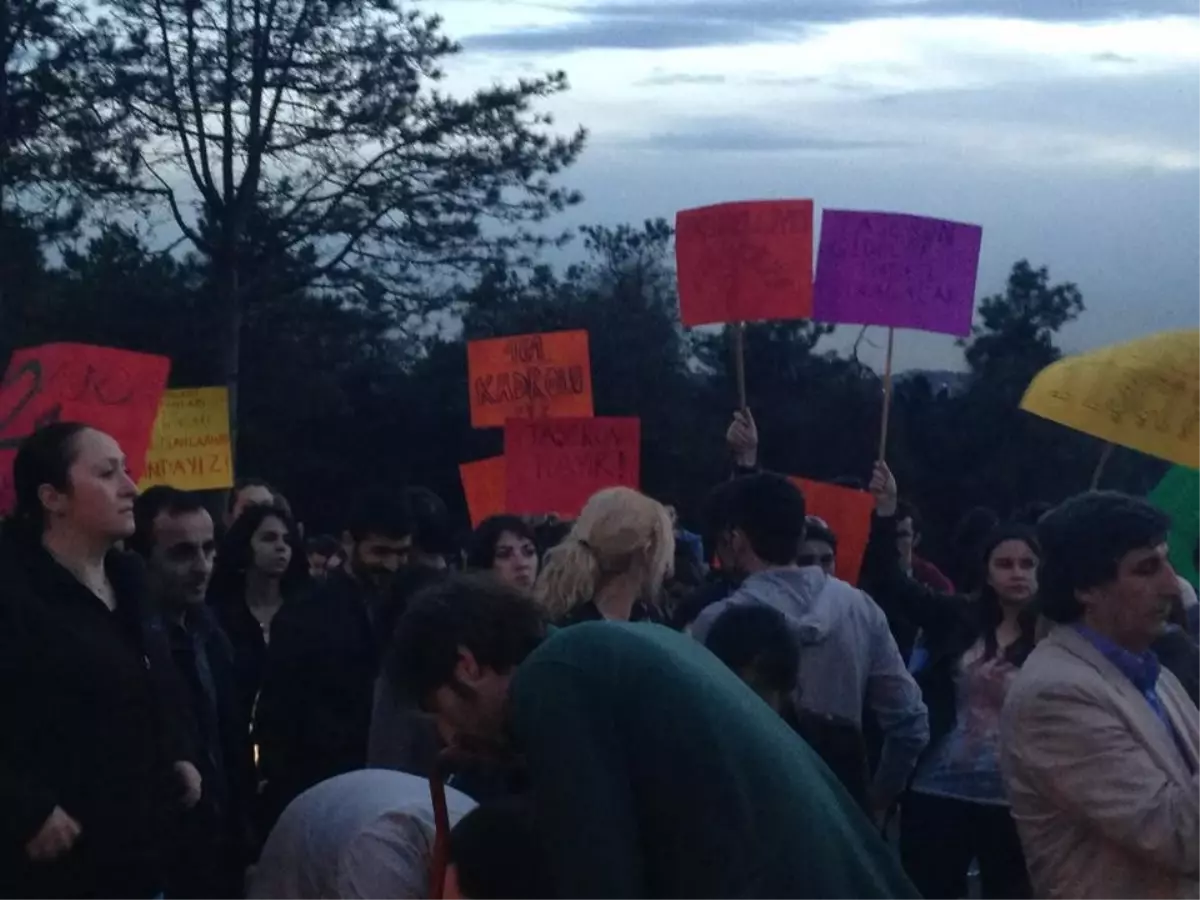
top-left (1001, 492), bottom-right (1199, 899)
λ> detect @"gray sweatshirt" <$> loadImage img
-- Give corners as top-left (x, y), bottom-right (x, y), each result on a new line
top-left (692, 567), bottom-right (929, 805)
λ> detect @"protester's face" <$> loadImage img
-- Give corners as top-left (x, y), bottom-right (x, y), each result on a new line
top-left (428, 649), bottom-right (512, 747)
top-left (42, 429), bottom-right (138, 541)
top-left (1080, 542), bottom-right (1178, 652)
top-left (308, 552), bottom-right (331, 579)
top-left (148, 509), bottom-right (216, 607)
top-left (716, 529), bottom-right (751, 576)
top-left (347, 533), bottom-right (412, 590)
top-left (797, 539), bottom-right (836, 576)
top-left (251, 515), bottom-right (293, 577)
top-left (987, 539), bottom-right (1038, 606)
top-left (740, 668), bottom-right (787, 715)
top-left (229, 485), bottom-right (273, 525)
top-left (492, 530), bottom-right (538, 591)
top-left (896, 517), bottom-right (916, 571)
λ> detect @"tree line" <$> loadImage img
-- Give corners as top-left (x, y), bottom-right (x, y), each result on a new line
top-left (0, 0), bottom-right (1165, 564)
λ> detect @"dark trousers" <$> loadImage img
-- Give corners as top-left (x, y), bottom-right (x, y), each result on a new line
top-left (900, 791), bottom-right (1031, 899)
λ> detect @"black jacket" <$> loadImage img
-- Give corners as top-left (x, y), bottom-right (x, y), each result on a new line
top-left (1153, 626), bottom-right (1200, 707)
top-left (148, 602), bottom-right (256, 849)
top-left (0, 537), bottom-right (192, 898)
top-left (254, 570), bottom-right (379, 824)
top-left (861, 514), bottom-right (1003, 755)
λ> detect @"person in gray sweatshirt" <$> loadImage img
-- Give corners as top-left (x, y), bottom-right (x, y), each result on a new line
top-left (691, 473), bottom-right (929, 821)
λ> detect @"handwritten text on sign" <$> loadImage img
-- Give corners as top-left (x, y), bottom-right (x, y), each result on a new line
top-left (814, 210), bottom-right (982, 337)
top-left (139, 387), bottom-right (234, 491)
top-left (1021, 329), bottom-right (1199, 469)
top-left (505, 417), bottom-right (640, 518)
top-left (0, 343), bottom-right (171, 513)
top-left (675, 200), bottom-right (814, 327)
top-left (468, 330), bottom-right (594, 429)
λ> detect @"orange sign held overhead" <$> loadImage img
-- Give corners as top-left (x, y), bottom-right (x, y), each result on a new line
top-left (790, 477), bottom-right (875, 586)
top-left (467, 330), bottom-right (594, 429)
top-left (459, 456), bottom-right (507, 528)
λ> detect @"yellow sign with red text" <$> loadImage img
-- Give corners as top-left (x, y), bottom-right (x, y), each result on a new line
top-left (138, 388), bottom-right (234, 491)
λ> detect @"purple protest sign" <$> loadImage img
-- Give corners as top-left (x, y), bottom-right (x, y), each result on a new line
top-left (813, 210), bottom-right (982, 336)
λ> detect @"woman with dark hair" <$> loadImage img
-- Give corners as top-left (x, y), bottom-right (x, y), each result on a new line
top-left (0, 423), bottom-right (200, 898)
top-left (207, 503), bottom-right (309, 723)
top-left (864, 463), bottom-right (1035, 900)
top-left (466, 516), bottom-right (539, 591)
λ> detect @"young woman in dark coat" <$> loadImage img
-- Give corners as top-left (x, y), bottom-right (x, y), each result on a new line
top-left (863, 462), bottom-right (1036, 900)
top-left (0, 423), bottom-right (200, 898)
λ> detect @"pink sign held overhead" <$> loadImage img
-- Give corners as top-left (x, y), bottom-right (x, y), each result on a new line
top-left (814, 210), bottom-right (982, 337)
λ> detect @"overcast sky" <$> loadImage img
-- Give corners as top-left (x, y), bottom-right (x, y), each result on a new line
top-left (423, 0), bottom-right (1199, 372)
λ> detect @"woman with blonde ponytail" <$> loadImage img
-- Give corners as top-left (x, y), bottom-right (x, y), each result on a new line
top-left (534, 487), bottom-right (675, 624)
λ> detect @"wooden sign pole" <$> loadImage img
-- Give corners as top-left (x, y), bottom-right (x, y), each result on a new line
top-left (877, 327), bottom-right (896, 463)
top-left (731, 321), bottom-right (748, 410)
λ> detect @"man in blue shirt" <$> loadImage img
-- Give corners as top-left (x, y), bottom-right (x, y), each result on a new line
top-left (1000, 491), bottom-right (1199, 900)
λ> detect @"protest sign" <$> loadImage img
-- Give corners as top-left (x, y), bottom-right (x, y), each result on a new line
top-left (675, 200), bottom-right (814, 327)
top-left (139, 388), bottom-right (234, 491)
top-left (1148, 465), bottom-right (1199, 587)
top-left (505, 417), bottom-right (640, 518)
top-left (459, 456), bottom-right (507, 528)
top-left (0, 343), bottom-right (171, 512)
top-left (467, 330), bottom-right (593, 429)
top-left (790, 477), bottom-right (875, 585)
top-left (1021, 329), bottom-right (1199, 469)
top-left (814, 210), bottom-right (982, 336)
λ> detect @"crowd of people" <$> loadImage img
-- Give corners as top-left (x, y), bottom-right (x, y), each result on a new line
top-left (0, 413), bottom-right (1196, 899)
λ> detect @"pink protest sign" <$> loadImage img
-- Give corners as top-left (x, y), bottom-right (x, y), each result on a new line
top-left (814, 210), bottom-right (982, 337)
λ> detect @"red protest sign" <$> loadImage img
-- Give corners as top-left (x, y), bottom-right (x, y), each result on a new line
top-left (505, 417), bottom-right (640, 518)
top-left (675, 200), bottom-right (814, 327)
top-left (459, 456), bottom-right (507, 528)
top-left (0, 344), bottom-right (172, 513)
top-left (467, 330), bottom-right (594, 429)
top-left (790, 477), bottom-right (875, 585)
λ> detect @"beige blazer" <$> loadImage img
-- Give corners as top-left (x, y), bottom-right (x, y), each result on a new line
top-left (1000, 626), bottom-right (1200, 899)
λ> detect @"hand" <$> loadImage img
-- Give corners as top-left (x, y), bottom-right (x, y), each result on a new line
top-left (870, 461), bottom-right (898, 518)
top-left (25, 806), bottom-right (82, 862)
top-left (726, 408), bottom-right (758, 468)
top-left (175, 761), bottom-right (203, 810)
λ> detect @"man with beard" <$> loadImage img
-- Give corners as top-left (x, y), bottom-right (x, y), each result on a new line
top-left (255, 496), bottom-right (414, 827)
top-left (133, 487), bottom-right (257, 898)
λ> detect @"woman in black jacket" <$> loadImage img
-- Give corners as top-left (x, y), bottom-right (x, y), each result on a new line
top-left (864, 463), bottom-right (1035, 900)
top-left (0, 423), bottom-right (200, 898)
top-left (207, 502), bottom-right (309, 727)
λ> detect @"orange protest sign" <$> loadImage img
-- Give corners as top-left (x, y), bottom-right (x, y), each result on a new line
top-left (459, 456), bottom-right (507, 528)
top-left (675, 199), bottom-right (814, 327)
top-left (790, 477), bottom-right (875, 585)
top-left (0, 344), bottom-right (171, 514)
top-left (467, 330), bottom-right (594, 429)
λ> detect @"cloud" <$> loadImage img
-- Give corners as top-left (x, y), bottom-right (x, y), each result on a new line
top-left (636, 118), bottom-right (906, 153)
top-left (465, 0), bottom-right (1194, 53)
top-left (635, 71), bottom-right (729, 86)
top-left (1091, 51), bottom-right (1138, 64)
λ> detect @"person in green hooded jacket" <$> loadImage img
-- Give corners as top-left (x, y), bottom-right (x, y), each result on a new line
top-left (388, 574), bottom-right (917, 899)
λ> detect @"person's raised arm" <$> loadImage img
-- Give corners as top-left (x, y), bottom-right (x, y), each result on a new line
top-left (727, 409), bottom-right (759, 477)
top-left (863, 462), bottom-right (971, 635)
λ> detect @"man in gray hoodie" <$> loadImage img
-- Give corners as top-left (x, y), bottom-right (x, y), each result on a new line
top-left (691, 473), bottom-right (929, 820)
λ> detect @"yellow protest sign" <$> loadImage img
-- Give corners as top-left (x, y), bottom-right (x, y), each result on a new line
top-left (138, 387), bottom-right (235, 491)
top-left (1021, 329), bottom-right (1199, 469)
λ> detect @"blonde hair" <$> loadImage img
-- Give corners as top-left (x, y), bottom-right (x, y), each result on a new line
top-left (534, 487), bottom-right (675, 620)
